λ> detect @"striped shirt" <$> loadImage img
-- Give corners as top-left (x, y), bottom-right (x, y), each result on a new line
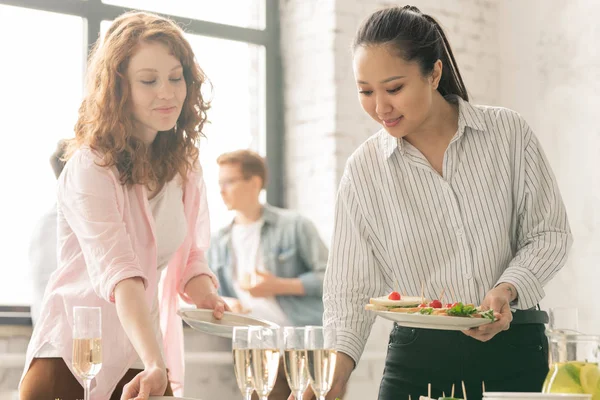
top-left (324, 96), bottom-right (572, 364)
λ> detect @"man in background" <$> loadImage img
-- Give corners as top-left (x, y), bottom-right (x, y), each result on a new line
top-left (208, 149), bottom-right (328, 399)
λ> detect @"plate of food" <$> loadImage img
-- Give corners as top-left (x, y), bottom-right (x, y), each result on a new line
top-left (178, 309), bottom-right (279, 338)
top-left (365, 291), bottom-right (495, 331)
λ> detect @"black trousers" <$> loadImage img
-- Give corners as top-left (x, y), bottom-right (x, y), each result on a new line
top-left (378, 323), bottom-right (549, 400)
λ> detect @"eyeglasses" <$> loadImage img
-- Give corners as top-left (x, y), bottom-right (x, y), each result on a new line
top-left (218, 177), bottom-right (248, 189)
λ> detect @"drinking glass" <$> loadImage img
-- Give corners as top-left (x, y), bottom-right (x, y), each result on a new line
top-left (72, 306), bottom-right (102, 400)
top-left (232, 326), bottom-right (254, 400)
top-left (248, 326), bottom-right (281, 400)
top-left (305, 326), bottom-right (337, 400)
top-left (283, 327), bottom-right (309, 399)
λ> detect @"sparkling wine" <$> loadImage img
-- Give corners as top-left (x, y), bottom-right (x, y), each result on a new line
top-left (250, 348), bottom-right (280, 396)
top-left (72, 338), bottom-right (102, 379)
top-left (284, 349), bottom-right (308, 393)
top-left (306, 349), bottom-right (337, 396)
top-left (233, 348), bottom-right (254, 395)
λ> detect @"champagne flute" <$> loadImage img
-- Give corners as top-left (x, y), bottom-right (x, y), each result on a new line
top-left (72, 306), bottom-right (102, 400)
top-left (305, 326), bottom-right (337, 400)
top-left (283, 327), bottom-right (309, 399)
top-left (248, 326), bottom-right (281, 400)
top-left (233, 327), bottom-right (254, 400)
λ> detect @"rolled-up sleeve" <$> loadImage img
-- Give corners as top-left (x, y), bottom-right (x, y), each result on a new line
top-left (58, 151), bottom-right (147, 303)
top-left (498, 118), bottom-right (572, 309)
top-left (177, 168), bottom-right (219, 303)
top-left (323, 172), bottom-right (383, 365)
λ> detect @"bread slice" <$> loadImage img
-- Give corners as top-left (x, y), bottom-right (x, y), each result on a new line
top-left (369, 295), bottom-right (425, 308)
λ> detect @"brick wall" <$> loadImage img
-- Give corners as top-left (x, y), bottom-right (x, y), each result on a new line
top-left (497, 0), bottom-right (600, 336)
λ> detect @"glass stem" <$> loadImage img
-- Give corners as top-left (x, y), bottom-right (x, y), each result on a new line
top-left (83, 378), bottom-right (91, 400)
top-left (295, 391), bottom-right (304, 399)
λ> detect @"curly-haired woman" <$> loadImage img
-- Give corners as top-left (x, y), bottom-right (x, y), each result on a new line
top-left (19, 11), bottom-right (228, 400)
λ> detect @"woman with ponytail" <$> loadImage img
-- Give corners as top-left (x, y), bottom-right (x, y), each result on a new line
top-left (318, 5), bottom-right (571, 400)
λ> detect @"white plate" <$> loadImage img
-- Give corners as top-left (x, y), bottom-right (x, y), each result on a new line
top-left (483, 393), bottom-right (591, 400)
top-left (371, 310), bottom-right (493, 330)
top-left (149, 397), bottom-right (201, 400)
top-left (178, 309), bottom-right (279, 338)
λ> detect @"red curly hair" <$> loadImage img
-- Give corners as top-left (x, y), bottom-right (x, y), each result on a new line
top-left (66, 11), bottom-right (210, 187)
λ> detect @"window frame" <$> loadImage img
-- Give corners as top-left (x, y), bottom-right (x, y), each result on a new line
top-left (0, 0), bottom-right (284, 207)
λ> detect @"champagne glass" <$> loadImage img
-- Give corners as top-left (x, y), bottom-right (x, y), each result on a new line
top-left (248, 326), bottom-right (281, 400)
top-left (233, 327), bottom-right (255, 400)
top-left (305, 326), bottom-right (337, 400)
top-left (283, 327), bottom-right (309, 399)
top-left (72, 306), bottom-right (102, 400)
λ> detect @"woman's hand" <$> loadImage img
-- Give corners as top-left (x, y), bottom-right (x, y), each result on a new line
top-left (463, 283), bottom-right (516, 342)
top-left (194, 291), bottom-right (231, 319)
top-left (184, 275), bottom-right (231, 319)
top-left (120, 365), bottom-right (168, 400)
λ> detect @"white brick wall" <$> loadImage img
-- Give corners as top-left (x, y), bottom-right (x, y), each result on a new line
top-left (497, 0), bottom-right (600, 336)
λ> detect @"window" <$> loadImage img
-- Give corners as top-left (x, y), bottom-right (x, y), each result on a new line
top-left (102, 0), bottom-right (265, 29)
top-left (186, 35), bottom-right (266, 229)
top-left (0, 0), bottom-right (280, 307)
top-left (0, 5), bottom-right (84, 306)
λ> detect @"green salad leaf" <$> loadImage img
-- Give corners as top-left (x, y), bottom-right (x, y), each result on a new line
top-left (446, 302), bottom-right (477, 317)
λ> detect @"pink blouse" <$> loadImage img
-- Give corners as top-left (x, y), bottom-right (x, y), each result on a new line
top-left (21, 148), bottom-right (217, 398)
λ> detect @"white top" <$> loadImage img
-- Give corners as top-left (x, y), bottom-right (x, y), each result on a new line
top-left (324, 96), bottom-right (572, 364)
top-left (231, 219), bottom-right (290, 327)
top-left (131, 178), bottom-right (187, 369)
top-left (29, 205), bottom-right (58, 325)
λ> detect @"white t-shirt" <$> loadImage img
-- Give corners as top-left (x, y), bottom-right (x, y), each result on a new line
top-left (131, 178), bottom-right (187, 369)
top-left (231, 219), bottom-right (290, 327)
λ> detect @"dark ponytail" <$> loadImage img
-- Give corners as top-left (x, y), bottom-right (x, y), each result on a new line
top-left (353, 5), bottom-right (469, 102)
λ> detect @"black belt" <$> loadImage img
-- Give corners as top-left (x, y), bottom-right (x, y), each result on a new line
top-left (511, 308), bottom-right (548, 325)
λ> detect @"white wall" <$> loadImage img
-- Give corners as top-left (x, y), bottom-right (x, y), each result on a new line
top-left (497, 0), bottom-right (600, 335)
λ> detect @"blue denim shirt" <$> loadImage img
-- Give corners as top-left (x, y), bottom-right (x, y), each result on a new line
top-left (207, 204), bottom-right (326, 326)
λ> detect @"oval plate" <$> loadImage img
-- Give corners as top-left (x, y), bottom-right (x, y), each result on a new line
top-left (149, 397), bottom-right (201, 400)
top-left (178, 309), bottom-right (279, 338)
top-left (372, 309), bottom-right (493, 330)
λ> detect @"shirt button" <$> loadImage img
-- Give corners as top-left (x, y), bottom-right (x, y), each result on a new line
top-left (456, 228), bottom-right (464, 236)
top-left (465, 272), bottom-right (473, 279)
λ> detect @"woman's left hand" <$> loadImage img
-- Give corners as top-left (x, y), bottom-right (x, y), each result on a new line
top-left (185, 275), bottom-right (231, 319)
top-left (195, 291), bottom-right (231, 319)
top-left (462, 284), bottom-right (515, 342)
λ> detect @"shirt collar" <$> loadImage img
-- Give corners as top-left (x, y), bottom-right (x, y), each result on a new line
top-left (382, 95), bottom-right (487, 160)
top-left (221, 203), bottom-right (276, 235)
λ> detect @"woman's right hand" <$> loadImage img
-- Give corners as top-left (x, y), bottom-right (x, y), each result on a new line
top-left (120, 365), bottom-right (168, 400)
